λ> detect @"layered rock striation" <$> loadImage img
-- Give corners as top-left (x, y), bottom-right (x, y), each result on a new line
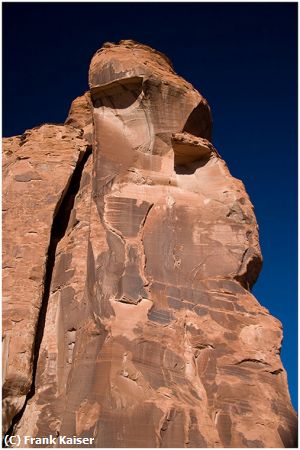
top-left (2, 40), bottom-right (297, 447)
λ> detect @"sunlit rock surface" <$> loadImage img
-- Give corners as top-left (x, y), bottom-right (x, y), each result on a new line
top-left (3, 40), bottom-right (297, 448)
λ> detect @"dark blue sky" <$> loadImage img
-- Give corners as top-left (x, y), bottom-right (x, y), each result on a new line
top-left (3, 3), bottom-right (297, 409)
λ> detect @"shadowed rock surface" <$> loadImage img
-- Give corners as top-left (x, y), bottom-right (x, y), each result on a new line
top-left (2, 40), bottom-right (297, 448)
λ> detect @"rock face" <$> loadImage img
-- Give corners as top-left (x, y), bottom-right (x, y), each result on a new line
top-left (3, 40), bottom-right (297, 447)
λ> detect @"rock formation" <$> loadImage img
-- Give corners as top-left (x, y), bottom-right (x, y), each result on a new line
top-left (2, 40), bottom-right (297, 447)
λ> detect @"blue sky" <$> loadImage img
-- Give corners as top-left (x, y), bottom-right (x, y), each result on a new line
top-left (3, 3), bottom-right (297, 409)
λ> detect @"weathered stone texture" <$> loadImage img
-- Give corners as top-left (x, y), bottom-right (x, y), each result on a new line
top-left (2, 125), bottom-right (89, 435)
top-left (3, 40), bottom-right (297, 448)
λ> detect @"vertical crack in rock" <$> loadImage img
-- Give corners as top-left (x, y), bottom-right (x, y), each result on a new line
top-left (3, 145), bottom-right (92, 444)
top-left (139, 203), bottom-right (154, 290)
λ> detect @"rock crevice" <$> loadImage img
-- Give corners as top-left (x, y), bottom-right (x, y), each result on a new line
top-left (29, 145), bottom-right (93, 397)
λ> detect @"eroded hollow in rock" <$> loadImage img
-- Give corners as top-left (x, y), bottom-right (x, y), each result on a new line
top-left (183, 102), bottom-right (212, 141)
top-left (172, 134), bottom-right (213, 175)
top-left (91, 77), bottom-right (143, 109)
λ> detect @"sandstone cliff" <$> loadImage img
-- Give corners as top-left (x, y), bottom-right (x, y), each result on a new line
top-left (2, 40), bottom-right (297, 448)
